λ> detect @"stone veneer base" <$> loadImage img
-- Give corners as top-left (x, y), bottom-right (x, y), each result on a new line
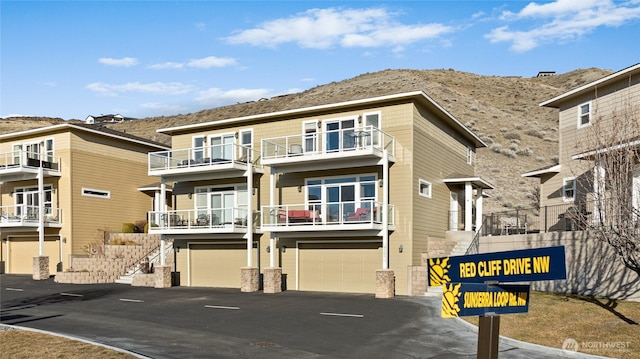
top-left (375, 269), bottom-right (395, 298)
top-left (263, 267), bottom-right (282, 294)
top-left (241, 267), bottom-right (259, 292)
top-left (155, 265), bottom-right (172, 288)
top-left (33, 256), bottom-right (49, 280)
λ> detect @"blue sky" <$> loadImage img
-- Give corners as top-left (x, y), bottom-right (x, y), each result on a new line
top-left (1, 0), bottom-right (639, 120)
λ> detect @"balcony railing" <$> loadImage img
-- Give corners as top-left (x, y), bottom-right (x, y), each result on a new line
top-left (0, 150), bottom-right (60, 171)
top-left (148, 144), bottom-right (261, 173)
top-left (0, 205), bottom-right (62, 226)
top-left (261, 201), bottom-right (394, 228)
top-left (261, 126), bottom-right (395, 162)
top-left (148, 208), bottom-right (259, 231)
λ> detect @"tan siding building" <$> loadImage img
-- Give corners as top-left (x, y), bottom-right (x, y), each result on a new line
top-left (148, 91), bottom-right (492, 296)
top-left (0, 124), bottom-right (169, 276)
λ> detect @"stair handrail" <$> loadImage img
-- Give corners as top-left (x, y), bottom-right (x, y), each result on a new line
top-left (464, 227), bottom-right (481, 255)
top-left (126, 240), bottom-right (173, 276)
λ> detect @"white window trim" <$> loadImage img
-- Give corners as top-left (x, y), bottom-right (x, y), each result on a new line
top-left (419, 179), bottom-right (432, 199)
top-left (467, 146), bottom-right (473, 165)
top-left (82, 188), bottom-right (111, 199)
top-left (562, 177), bottom-right (576, 202)
top-left (577, 101), bottom-right (592, 129)
top-left (362, 111), bottom-right (381, 129)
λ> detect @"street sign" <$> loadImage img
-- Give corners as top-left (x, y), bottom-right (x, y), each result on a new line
top-left (441, 283), bottom-right (531, 318)
top-left (428, 246), bottom-right (566, 286)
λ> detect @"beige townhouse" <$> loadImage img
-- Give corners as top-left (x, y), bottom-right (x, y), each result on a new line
top-left (0, 123), bottom-right (169, 277)
top-left (523, 63), bottom-right (640, 229)
top-left (148, 90), bottom-right (493, 296)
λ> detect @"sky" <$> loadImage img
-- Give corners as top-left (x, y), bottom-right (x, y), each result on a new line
top-left (1, 0), bottom-right (639, 120)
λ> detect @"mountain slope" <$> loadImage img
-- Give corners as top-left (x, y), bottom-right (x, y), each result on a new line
top-left (1, 67), bottom-right (612, 213)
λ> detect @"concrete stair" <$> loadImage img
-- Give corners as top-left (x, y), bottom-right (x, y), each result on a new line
top-left (115, 242), bottom-right (173, 285)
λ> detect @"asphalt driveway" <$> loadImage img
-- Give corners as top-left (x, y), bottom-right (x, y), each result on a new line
top-left (1, 275), bottom-right (568, 358)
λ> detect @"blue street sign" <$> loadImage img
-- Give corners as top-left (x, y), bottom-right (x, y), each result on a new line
top-left (428, 246), bottom-right (566, 286)
top-left (442, 283), bottom-right (531, 318)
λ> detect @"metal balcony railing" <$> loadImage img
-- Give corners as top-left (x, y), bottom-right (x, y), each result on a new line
top-left (261, 126), bottom-right (395, 161)
top-left (0, 205), bottom-right (62, 225)
top-left (148, 208), bottom-right (259, 231)
top-left (261, 201), bottom-right (393, 228)
top-left (148, 144), bottom-right (261, 172)
top-left (0, 150), bottom-right (60, 171)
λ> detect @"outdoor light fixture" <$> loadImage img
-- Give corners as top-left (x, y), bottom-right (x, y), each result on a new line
top-left (297, 185), bottom-right (302, 193)
top-left (266, 246), bottom-right (271, 253)
top-left (358, 115), bottom-right (362, 124)
top-left (281, 246), bottom-right (287, 253)
top-left (399, 244), bottom-right (403, 253)
top-left (188, 193), bottom-right (193, 199)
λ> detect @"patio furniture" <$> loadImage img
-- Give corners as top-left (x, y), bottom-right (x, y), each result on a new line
top-left (346, 207), bottom-right (371, 221)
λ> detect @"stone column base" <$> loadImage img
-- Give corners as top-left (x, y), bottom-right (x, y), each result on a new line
top-left (375, 269), bottom-right (395, 299)
top-left (154, 265), bottom-right (172, 288)
top-left (33, 256), bottom-right (49, 280)
top-left (241, 267), bottom-right (259, 292)
top-left (263, 267), bottom-right (282, 294)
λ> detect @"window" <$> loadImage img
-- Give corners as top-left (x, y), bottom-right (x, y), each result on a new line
top-left (303, 121), bottom-right (318, 152)
top-left (467, 146), bottom-right (473, 165)
top-left (577, 101), bottom-right (591, 128)
top-left (363, 111), bottom-right (381, 146)
top-left (12, 144), bottom-right (22, 165)
top-left (82, 188), bottom-right (111, 199)
top-left (563, 178), bottom-right (575, 202)
top-left (192, 136), bottom-right (205, 162)
top-left (239, 129), bottom-right (253, 161)
top-left (305, 174), bottom-right (378, 223)
top-left (45, 138), bottom-right (54, 162)
top-left (419, 179), bottom-right (432, 198)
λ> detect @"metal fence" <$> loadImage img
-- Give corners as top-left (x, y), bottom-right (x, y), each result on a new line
top-left (481, 202), bottom-right (595, 236)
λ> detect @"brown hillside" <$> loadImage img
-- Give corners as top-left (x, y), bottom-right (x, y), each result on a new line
top-left (1, 68), bottom-right (613, 213)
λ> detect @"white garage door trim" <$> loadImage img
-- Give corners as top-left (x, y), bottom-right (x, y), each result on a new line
top-left (295, 239), bottom-right (382, 291)
top-left (186, 240), bottom-right (259, 287)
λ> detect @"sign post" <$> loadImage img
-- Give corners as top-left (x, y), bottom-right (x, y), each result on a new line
top-left (428, 246), bottom-right (567, 359)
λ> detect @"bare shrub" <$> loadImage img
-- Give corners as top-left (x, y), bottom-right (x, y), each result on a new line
top-left (509, 143), bottom-right (519, 151)
top-left (516, 147), bottom-right (533, 156)
top-left (504, 132), bottom-right (521, 140)
top-left (491, 144), bottom-right (503, 153)
top-left (544, 137), bottom-right (559, 143)
top-left (501, 149), bottom-right (517, 158)
top-left (525, 129), bottom-right (546, 139)
top-left (536, 156), bottom-right (546, 162)
top-left (480, 136), bottom-right (494, 144)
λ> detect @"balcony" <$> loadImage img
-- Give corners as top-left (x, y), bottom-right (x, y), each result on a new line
top-left (148, 145), bottom-right (263, 181)
top-left (261, 126), bottom-right (395, 172)
top-left (148, 208), bottom-right (261, 235)
top-left (0, 151), bottom-right (61, 182)
top-left (0, 206), bottom-right (62, 229)
top-left (260, 201), bottom-right (394, 235)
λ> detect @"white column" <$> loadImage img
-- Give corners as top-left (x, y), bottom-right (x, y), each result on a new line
top-left (245, 162), bottom-right (253, 267)
top-left (465, 181), bottom-right (473, 231)
top-left (475, 188), bottom-right (483, 233)
top-left (633, 164), bottom-right (640, 223)
top-left (382, 149), bottom-right (389, 269)
top-left (38, 166), bottom-right (44, 256)
top-left (450, 192), bottom-right (459, 231)
top-left (270, 169), bottom-right (276, 268)
top-left (160, 179), bottom-right (166, 266)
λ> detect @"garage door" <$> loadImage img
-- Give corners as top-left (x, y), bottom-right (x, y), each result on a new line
top-left (298, 242), bottom-right (381, 293)
top-left (189, 243), bottom-right (257, 288)
top-left (9, 237), bottom-right (60, 274)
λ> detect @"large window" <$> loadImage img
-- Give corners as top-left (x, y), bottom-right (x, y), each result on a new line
top-left (363, 111), bottom-right (380, 146)
top-left (577, 101), bottom-right (591, 128)
top-left (305, 174), bottom-right (377, 223)
top-left (563, 178), bottom-right (576, 202)
top-left (192, 136), bottom-right (205, 162)
top-left (324, 117), bottom-right (355, 152)
top-left (15, 185), bottom-right (54, 217)
top-left (194, 184), bottom-right (247, 225)
top-left (209, 133), bottom-right (235, 161)
top-left (239, 129), bottom-right (253, 161)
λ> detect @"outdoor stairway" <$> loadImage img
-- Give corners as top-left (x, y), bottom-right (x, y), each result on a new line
top-left (115, 241), bottom-right (173, 285)
top-left (450, 239), bottom-right (473, 256)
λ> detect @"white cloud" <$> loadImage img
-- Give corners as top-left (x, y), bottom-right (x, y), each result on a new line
top-left (98, 57), bottom-right (138, 67)
top-left (148, 62), bottom-right (184, 70)
top-left (224, 7), bottom-right (453, 50)
top-left (86, 82), bottom-right (195, 96)
top-left (148, 56), bottom-right (237, 70)
top-left (141, 102), bottom-right (188, 112)
top-left (487, 0), bottom-right (640, 52)
top-left (187, 56), bottom-right (237, 68)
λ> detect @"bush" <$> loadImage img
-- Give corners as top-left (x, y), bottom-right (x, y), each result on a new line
top-left (504, 132), bottom-right (521, 140)
top-left (516, 147), bottom-right (533, 156)
top-left (525, 129), bottom-right (546, 139)
top-left (491, 144), bottom-right (503, 153)
top-left (122, 223), bottom-right (136, 233)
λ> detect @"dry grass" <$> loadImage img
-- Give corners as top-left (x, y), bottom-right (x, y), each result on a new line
top-left (464, 291), bottom-right (640, 359)
top-left (0, 330), bottom-right (136, 359)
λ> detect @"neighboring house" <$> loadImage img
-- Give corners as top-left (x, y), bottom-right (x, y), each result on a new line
top-left (148, 91), bottom-right (492, 296)
top-left (0, 124), bottom-right (170, 276)
top-left (536, 71), bottom-right (556, 78)
top-left (85, 114), bottom-right (133, 124)
top-left (523, 63), bottom-right (640, 229)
